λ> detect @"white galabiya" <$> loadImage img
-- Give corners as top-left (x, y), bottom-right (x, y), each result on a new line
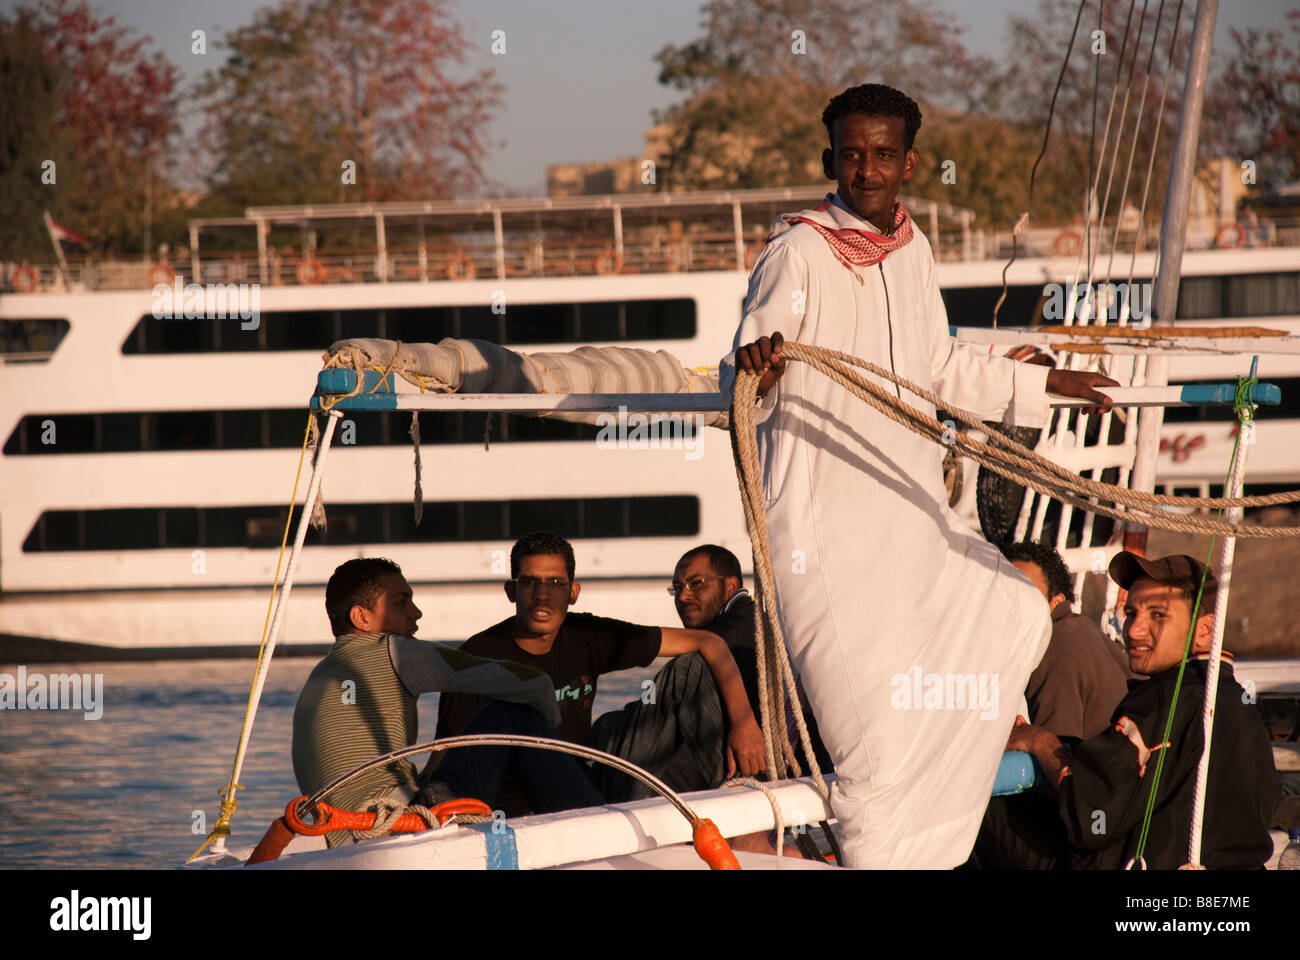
top-left (719, 193), bottom-right (1053, 868)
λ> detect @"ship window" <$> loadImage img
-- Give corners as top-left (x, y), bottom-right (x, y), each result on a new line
top-left (1, 318), bottom-right (70, 362)
top-left (386, 306), bottom-right (459, 342)
top-left (20, 496), bottom-right (700, 552)
top-left (581, 497), bottom-right (627, 539)
top-left (503, 303), bottom-right (575, 343)
top-left (119, 299), bottom-right (697, 353)
top-left (101, 413), bottom-right (144, 452)
top-left (4, 410), bottom-right (609, 455)
top-left (223, 410), bottom-right (264, 447)
top-left (268, 410), bottom-right (308, 446)
top-left (156, 412), bottom-right (214, 450)
top-left (510, 499), bottom-right (580, 538)
top-left (163, 508), bottom-right (200, 547)
top-left (263, 310), bottom-right (335, 351)
top-left (1177, 272), bottom-right (1300, 320)
top-left (940, 285), bottom-right (1049, 328)
top-left (580, 302), bottom-right (621, 341)
top-left (623, 299), bottom-right (694, 340)
top-left (84, 508), bottom-right (160, 550)
top-left (463, 500), bottom-right (505, 540)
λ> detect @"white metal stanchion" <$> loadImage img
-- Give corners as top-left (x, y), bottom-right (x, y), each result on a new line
top-left (1185, 407), bottom-right (1252, 867)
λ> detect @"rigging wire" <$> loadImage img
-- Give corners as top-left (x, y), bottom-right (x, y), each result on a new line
top-left (992, 0), bottom-right (1091, 327)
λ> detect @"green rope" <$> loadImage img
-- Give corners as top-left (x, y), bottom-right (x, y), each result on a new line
top-left (1130, 367), bottom-right (1258, 865)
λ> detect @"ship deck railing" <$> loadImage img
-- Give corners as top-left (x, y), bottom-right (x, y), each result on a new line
top-left (8, 185), bottom-right (1299, 293)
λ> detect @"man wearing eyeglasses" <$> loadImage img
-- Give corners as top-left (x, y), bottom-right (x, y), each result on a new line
top-left (663, 544), bottom-right (832, 776)
top-left (433, 531), bottom-right (766, 810)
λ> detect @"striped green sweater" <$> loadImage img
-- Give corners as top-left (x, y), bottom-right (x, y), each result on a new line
top-left (291, 631), bottom-right (557, 846)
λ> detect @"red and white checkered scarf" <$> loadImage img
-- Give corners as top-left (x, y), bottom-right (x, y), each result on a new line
top-left (767, 193), bottom-right (914, 270)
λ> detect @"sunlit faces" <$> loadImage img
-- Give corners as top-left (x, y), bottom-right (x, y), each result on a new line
top-left (355, 572), bottom-right (422, 637)
top-left (821, 114), bottom-right (918, 229)
top-left (672, 553), bottom-right (733, 629)
top-left (506, 553), bottom-right (580, 637)
top-left (1122, 579), bottom-right (1213, 676)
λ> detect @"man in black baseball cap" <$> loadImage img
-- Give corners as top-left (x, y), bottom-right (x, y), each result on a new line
top-left (965, 551), bottom-right (1278, 869)
top-left (1108, 551), bottom-right (1218, 677)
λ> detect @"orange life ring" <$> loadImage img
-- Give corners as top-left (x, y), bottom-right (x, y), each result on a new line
top-left (594, 249), bottom-right (622, 276)
top-left (1052, 230), bottom-right (1083, 257)
top-left (743, 241), bottom-right (765, 270)
top-left (11, 265), bottom-right (40, 293)
top-left (447, 254), bottom-right (476, 281)
top-left (296, 256), bottom-right (326, 285)
top-left (1215, 222), bottom-right (1245, 249)
top-left (147, 263), bottom-right (175, 287)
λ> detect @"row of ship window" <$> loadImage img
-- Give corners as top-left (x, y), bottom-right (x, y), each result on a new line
top-left (3, 273), bottom-right (1296, 357)
top-left (22, 497), bottom-right (699, 553)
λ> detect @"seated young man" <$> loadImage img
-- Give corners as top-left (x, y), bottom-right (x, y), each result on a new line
top-left (592, 543), bottom-right (833, 804)
top-left (967, 552), bottom-right (1279, 869)
top-left (433, 531), bottom-right (765, 811)
top-left (292, 557), bottom-right (603, 847)
top-left (1001, 540), bottom-right (1130, 739)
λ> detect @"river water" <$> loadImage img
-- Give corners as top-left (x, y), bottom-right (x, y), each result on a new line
top-left (0, 655), bottom-right (657, 869)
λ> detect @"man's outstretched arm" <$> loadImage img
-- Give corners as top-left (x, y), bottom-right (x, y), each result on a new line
top-left (389, 635), bottom-right (560, 728)
top-left (658, 627), bottom-right (767, 778)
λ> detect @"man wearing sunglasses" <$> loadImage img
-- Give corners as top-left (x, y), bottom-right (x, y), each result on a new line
top-left (433, 531), bottom-right (766, 810)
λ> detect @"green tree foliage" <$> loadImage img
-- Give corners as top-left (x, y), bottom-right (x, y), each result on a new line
top-left (1, 0), bottom-right (181, 259)
top-left (196, 0), bottom-right (502, 211)
top-left (996, 0), bottom-right (1194, 225)
top-left (653, 0), bottom-right (1216, 231)
top-left (0, 11), bottom-right (69, 260)
top-left (653, 0), bottom-right (991, 193)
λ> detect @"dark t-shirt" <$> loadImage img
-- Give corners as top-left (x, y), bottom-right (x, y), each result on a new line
top-left (435, 612), bottom-right (662, 746)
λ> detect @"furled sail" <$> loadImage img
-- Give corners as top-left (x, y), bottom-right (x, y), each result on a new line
top-left (323, 337), bottom-right (727, 428)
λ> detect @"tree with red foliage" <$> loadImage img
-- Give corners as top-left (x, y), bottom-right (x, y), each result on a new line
top-left (11, 0), bottom-right (182, 256)
top-left (196, 0), bottom-right (501, 208)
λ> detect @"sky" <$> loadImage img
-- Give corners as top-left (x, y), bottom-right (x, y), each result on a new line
top-left (5, 0), bottom-right (1295, 194)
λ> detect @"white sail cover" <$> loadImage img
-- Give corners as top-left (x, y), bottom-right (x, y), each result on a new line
top-left (323, 338), bottom-right (727, 427)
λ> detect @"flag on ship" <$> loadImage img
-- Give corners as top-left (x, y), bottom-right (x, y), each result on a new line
top-left (43, 212), bottom-right (89, 247)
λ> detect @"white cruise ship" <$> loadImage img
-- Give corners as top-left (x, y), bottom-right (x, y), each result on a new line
top-left (3, 186), bottom-right (1298, 659)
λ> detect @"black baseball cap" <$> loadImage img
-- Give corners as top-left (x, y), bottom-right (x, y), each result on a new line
top-left (1108, 551), bottom-right (1218, 609)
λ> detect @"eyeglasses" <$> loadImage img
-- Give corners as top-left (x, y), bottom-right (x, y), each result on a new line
top-left (511, 576), bottom-right (572, 593)
top-left (667, 575), bottom-right (725, 597)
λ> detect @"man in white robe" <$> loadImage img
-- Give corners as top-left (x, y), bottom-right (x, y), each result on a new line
top-left (719, 84), bottom-right (1117, 868)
